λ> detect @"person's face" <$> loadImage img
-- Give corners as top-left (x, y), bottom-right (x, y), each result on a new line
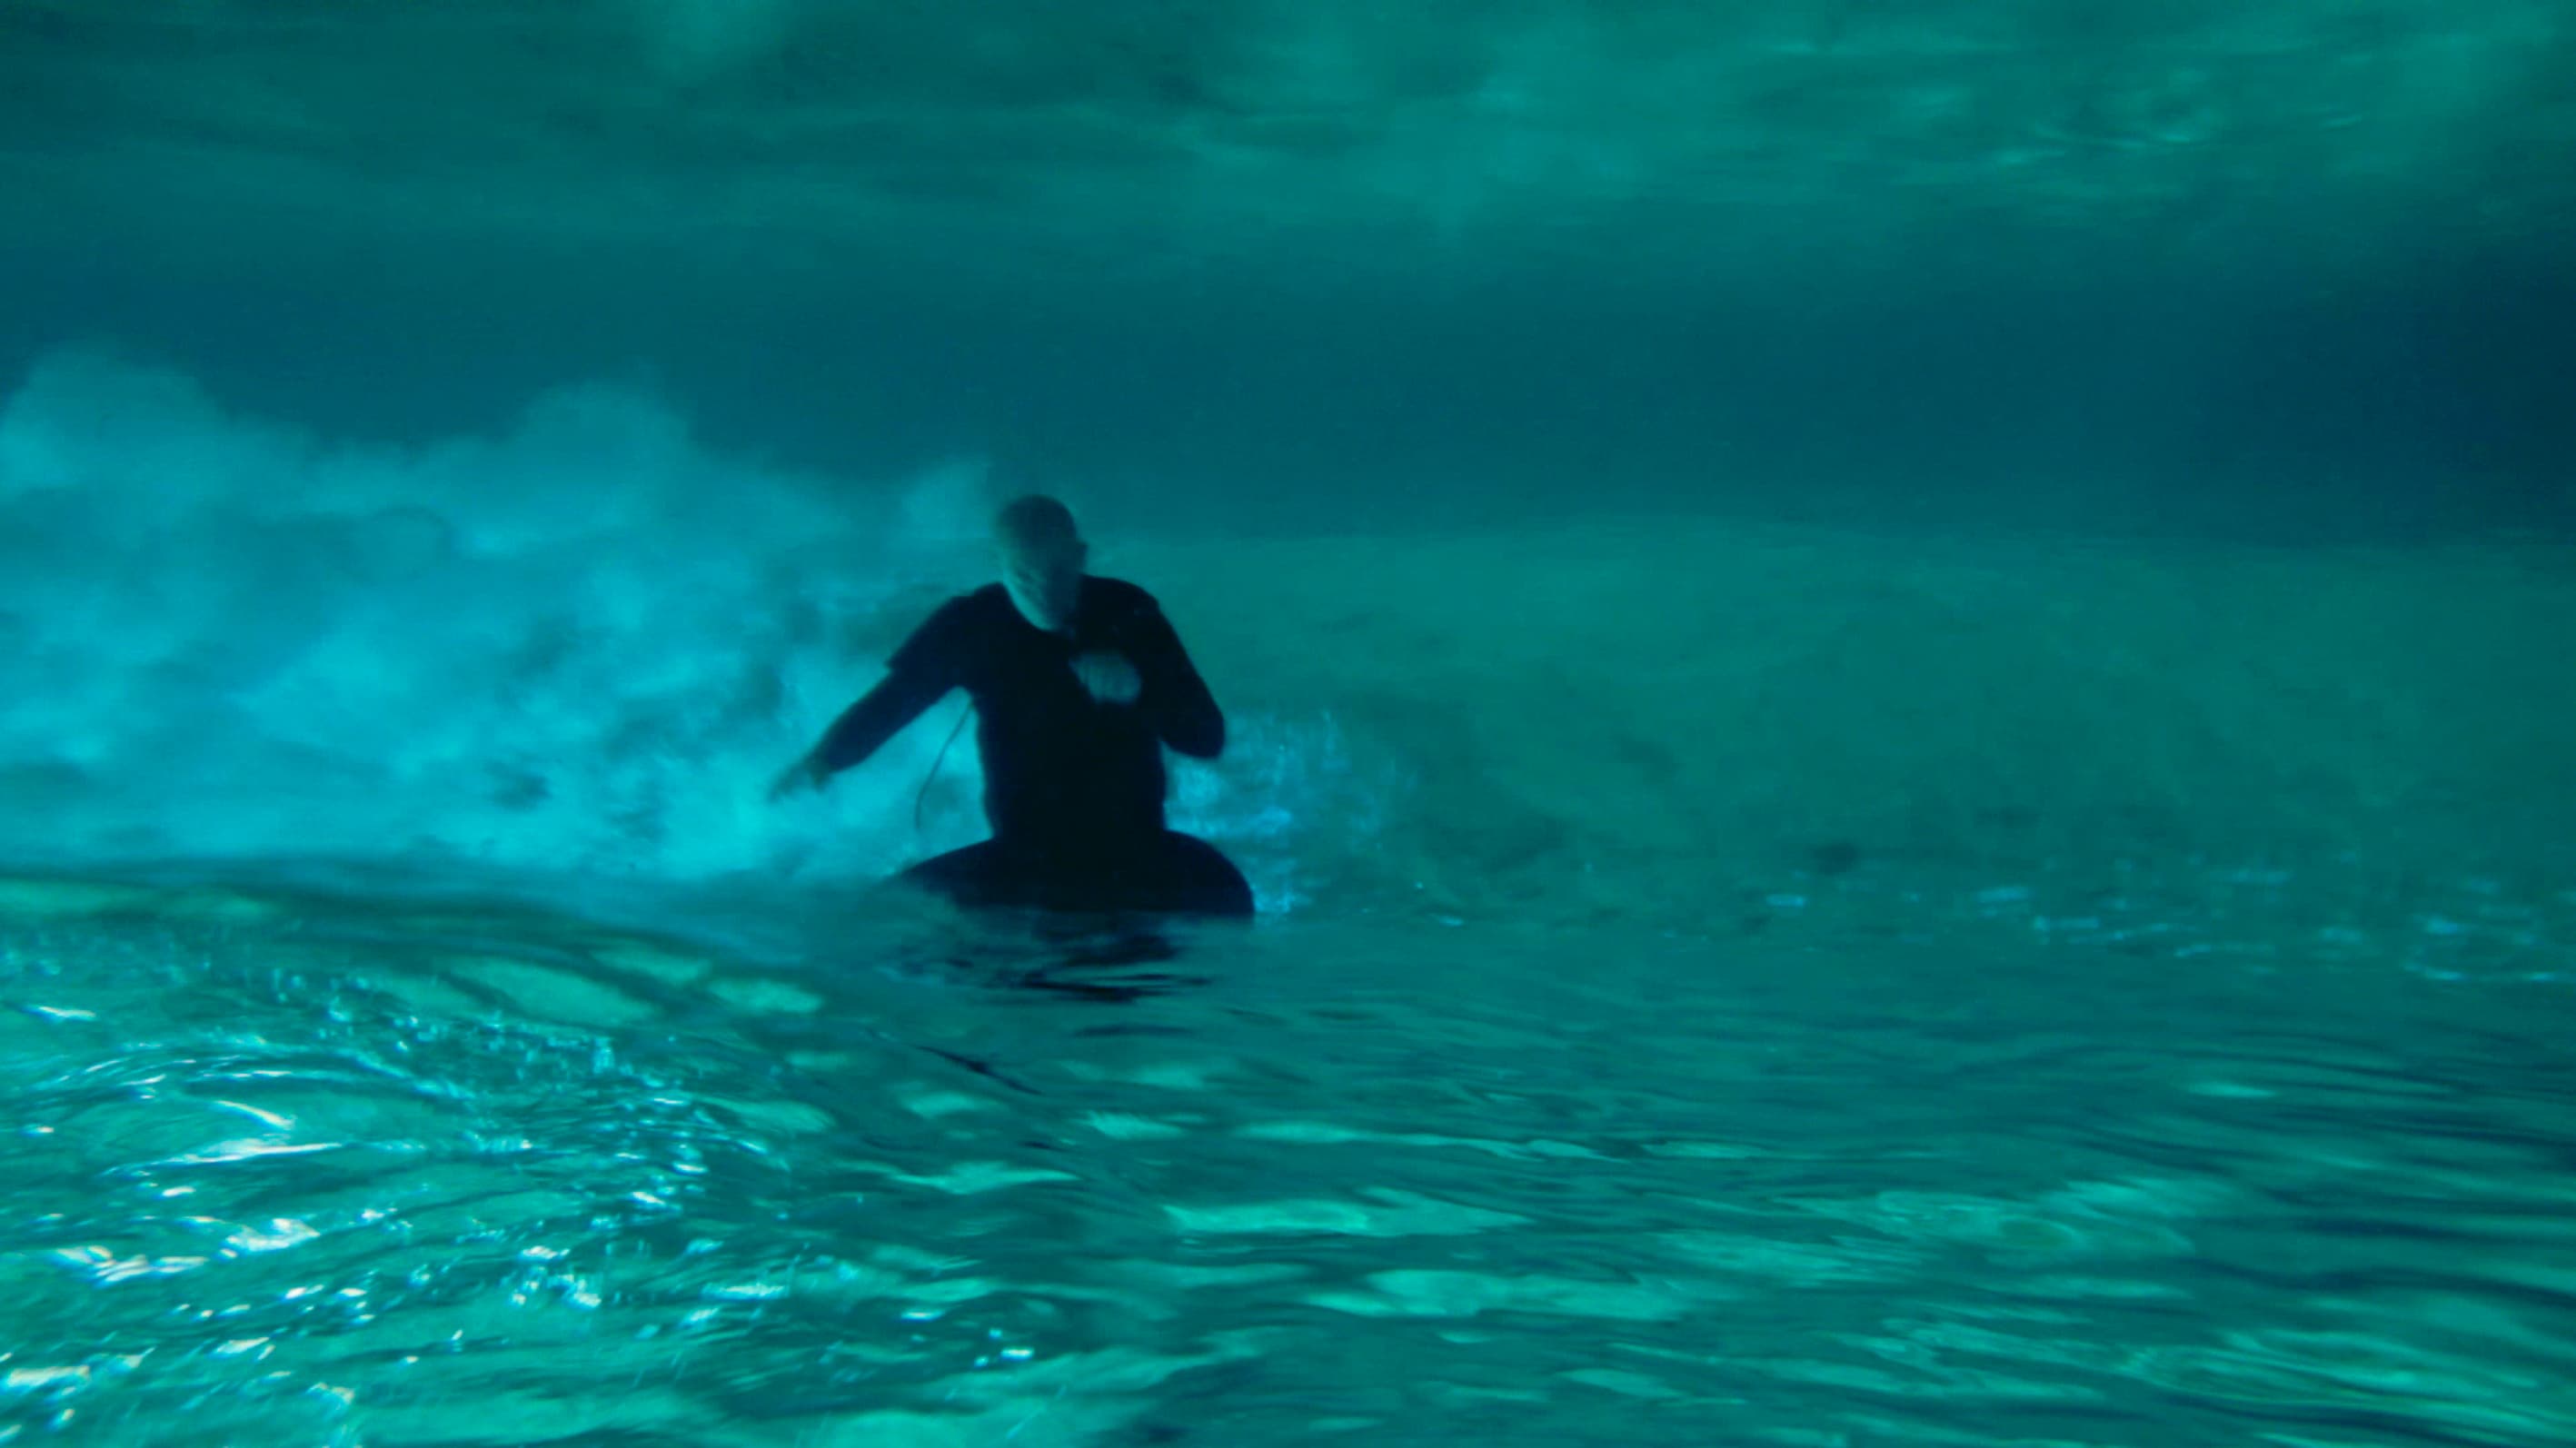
top-left (1000, 533), bottom-right (1086, 632)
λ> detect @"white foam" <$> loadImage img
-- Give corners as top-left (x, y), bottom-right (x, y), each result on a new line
top-left (0, 352), bottom-right (1100, 886)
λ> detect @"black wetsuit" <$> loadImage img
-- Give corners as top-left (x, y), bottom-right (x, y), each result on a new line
top-left (810, 577), bottom-right (1253, 917)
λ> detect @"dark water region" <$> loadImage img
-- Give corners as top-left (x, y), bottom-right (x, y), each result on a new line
top-left (6, 0), bottom-right (2575, 543)
top-left (8, 214), bottom-right (2572, 545)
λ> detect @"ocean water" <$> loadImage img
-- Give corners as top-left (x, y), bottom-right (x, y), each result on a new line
top-left (7, 1), bottom-right (2576, 1442)
top-left (5, 864), bottom-right (2573, 1446)
top-left (4, 356), bottom-right (2573, 1444)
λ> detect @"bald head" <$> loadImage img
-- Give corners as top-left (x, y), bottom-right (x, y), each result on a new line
top-left (994, 493), bottom-right (1088, 632)
top-left (995, 494), bottom-right (1079, 551)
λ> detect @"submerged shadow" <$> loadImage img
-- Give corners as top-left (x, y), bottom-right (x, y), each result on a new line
top-left (938, 908), bottom-right (1231, 1004)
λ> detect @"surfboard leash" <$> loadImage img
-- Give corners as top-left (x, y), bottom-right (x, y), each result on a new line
top-left (914, 701), bottom-right (975, 833)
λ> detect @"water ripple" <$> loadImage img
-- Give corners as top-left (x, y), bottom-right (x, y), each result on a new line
top-left (1, 870), bottom-right (2571, 1444)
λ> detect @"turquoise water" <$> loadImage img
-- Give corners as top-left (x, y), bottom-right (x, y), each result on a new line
top-left (3, 365), bottom-right (2573, 1438)
top-left (6, 864), bottom-right (2571, 1445)
top-left (7, 5), bottom-right (2576, 1439)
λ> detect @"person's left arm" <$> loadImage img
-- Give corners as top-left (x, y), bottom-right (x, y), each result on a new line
top-left (1121, 597), bottom-right (1225, 759)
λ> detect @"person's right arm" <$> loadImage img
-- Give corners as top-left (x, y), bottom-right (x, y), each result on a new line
top-left (771, 600), bottom-right (969, 797)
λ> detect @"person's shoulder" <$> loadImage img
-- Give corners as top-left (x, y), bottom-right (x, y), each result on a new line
top-left (1085, 576), bottom-right (1161, 614)
top-left (918, 583), bottom-right (1010, 623)
top-left (891, 585), bottom-right (1005, 668)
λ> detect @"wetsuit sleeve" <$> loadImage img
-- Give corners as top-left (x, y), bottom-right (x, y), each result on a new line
top-left (1126, 597), bottom-right (1225, 759)
top-left (808, 600), bottom-right (971, 778)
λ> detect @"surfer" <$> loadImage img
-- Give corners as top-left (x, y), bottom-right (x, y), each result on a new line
top-left (770, 494), bottom-right (1254, 919)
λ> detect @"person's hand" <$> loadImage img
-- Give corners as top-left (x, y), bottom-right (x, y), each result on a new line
top-left (1071, 650), bottom-right (1141, 706)
top-left (768, 754), bottom-right (824, 801)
